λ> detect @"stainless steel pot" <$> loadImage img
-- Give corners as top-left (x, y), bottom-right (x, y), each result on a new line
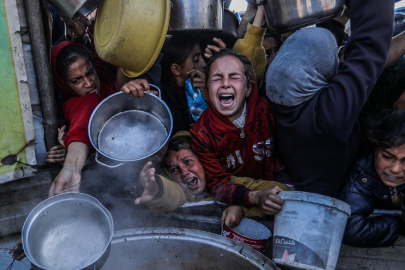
top-left (46, 0), bottom-right (99, 23)
top-left (100, 228), bottom-right (280, 269)
top-left (263, 0), bottom-right (345, 33)
top-left (169, 0), bottom-right (223, 33)
top-left (22, 193), bottom-right (114, 270)
top-left (88, 85), bottom-right (173, 168)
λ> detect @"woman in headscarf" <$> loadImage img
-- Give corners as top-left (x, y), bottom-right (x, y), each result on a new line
top-left (265, 0), bottom-right (395, 197)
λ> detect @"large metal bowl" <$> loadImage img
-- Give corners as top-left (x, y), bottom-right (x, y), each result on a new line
top-left (263, 0), bottom-right (345, 33)
top-left (101, 228), bottom-right (280, 270)
top-left (22, 193), bottom-right (114, 270)
top-left (88, 86), bottom-right (173, 168)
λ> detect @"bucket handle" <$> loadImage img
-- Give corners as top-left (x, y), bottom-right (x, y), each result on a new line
top-left (95, 152), bottom-right (124, 169)
top-left (149, 83), bottom-right (161, 99)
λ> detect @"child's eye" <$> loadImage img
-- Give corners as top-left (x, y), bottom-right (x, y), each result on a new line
top-left (185, 159), bottom-right (192, 165)
top-left (70, 79), bottom-right (80, 85)
top-left (382, 154), bottom-right (393, 160)
top-left (170, 167), bottom-right (178, 173)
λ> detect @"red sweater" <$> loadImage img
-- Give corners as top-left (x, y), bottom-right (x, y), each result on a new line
top-left (190, 82), bottom-right (284, 206)
top-left (51, 42), bottom-right (117, 149)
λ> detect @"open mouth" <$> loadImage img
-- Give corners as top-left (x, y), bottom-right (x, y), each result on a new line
top-left (383, 173), bottom-right (404, 182)
top-left (218, 94), bottom-right (235, 107)
top-left (186, 177), bottom-right (199, 189)
top-left (86, 88), bottom-right (97, 95)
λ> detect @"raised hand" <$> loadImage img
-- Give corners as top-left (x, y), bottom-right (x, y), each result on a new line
top-left (135, 161), bottom-right (160, 205)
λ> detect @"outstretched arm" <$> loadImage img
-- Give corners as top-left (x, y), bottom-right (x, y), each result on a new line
top-left (48, 141), bottom-right (88, 197)
top-left (318, 0), bottom-right (395, 141)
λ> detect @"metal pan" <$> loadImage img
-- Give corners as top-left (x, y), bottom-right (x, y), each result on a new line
top-left (22, 193), bottom-right (113, 270)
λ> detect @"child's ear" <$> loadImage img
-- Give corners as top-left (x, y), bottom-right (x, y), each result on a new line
top-left (171, 63), bottom-right (181, 76)
top-left (245, 83), bottom-right (253, 97)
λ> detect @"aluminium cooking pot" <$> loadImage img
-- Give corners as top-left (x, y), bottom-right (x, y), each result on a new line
top-left (100, 228), bottom-right (280, 269)
top-left (88, 85), bottom-right (173, 168)
top-left (22, 193), bottom-right (114, 270)
top-left (46, 0), bottom-right (99, 23)
top-left (168, 0), bottom-right (223, 33)
top-left (263, 0), bottom-right (345, 33)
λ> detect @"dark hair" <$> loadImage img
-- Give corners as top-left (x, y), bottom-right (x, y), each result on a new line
top-left (162, 135), bottom-right (192, 167)
top-left (161, 35), bottom-right (200, 84)
top-left (205, 48), bottom-right (255, 86)
top-left (367, 110), bottom-right (405, 149)
top-left (56, 44), bottom-right (93, 81)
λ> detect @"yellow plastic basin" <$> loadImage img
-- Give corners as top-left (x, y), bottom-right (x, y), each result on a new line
top-left (94, 0), bottom-right (170, 77)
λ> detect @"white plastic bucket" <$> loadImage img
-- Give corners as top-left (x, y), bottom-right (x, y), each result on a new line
top-left (272, 191), bottom-right (351, 270)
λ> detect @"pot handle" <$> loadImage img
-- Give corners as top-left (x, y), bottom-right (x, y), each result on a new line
top-left (149, 83), bottom-right (161, 99)
top-left (95, 152), bottom-right (124, 168)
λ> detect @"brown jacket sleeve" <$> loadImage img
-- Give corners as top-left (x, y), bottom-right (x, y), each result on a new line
top-left (230, 176), bottom-right (290, 218)
top-left (145, 174), bottom-right (188, 213)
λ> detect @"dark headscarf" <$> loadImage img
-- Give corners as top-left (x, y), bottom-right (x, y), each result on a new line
top-left (266, 28), bottom-right (338, 106)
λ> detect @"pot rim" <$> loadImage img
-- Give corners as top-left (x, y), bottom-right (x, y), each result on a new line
top-left (21, 192), bottom-right (114, 270)
top-left (109, 227), bottom-right (280, 270)
top-left (88, 90), bottom-right (173, 163)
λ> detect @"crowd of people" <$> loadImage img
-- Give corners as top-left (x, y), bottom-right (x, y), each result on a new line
top-left (45, 0), bottom-right (404, 248)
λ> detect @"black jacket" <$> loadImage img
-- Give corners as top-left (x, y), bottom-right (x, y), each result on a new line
top-left (271, 0), bottom-right (395, 197)
top-left (340, 153), bottom-right (405, 247)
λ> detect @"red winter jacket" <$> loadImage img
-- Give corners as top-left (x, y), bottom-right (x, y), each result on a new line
top-left (190, 80), bottom-right (284, 206)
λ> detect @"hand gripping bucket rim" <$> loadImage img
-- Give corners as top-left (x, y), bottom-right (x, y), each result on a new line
top-left (273, 191), bottom-right (351, 270)
top-left (222, 218), bottom-right (272, 253)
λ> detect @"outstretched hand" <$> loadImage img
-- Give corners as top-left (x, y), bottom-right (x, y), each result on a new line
top-left (249, 186), bottom-right (284, 215)
top-left (48, 165), bottom-right (81, 197)
top-left (135, 161), bottom-right (160, 205)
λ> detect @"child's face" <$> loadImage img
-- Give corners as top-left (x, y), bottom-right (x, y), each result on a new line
top-left (66, 57), bottom-right (100, 97)
top-left (207, 55), bottom-right (252, 122)
top-left (375, 144), bottom-right (405, 187)
top-left (166, 149), bottom-right (206, 195)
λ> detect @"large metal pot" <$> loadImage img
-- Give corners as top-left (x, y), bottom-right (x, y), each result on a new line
top-left (263, 0), bottom-right (345, 33)
top-left (100, 228), bottom-right (280, 269)
top-left (46, 0), bottom-right (99, 23)
top-left (169, 0), bottom-right (223, 33)
top-left (88, 85), bottom-right (173, 168)
top-left (22, 193), bottom-right (114, 270)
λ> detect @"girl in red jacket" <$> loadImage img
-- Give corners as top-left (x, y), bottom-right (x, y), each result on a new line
top-left (191, 49), bottom-right (288, 214)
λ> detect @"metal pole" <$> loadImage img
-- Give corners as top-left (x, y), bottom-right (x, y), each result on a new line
top-left (23, 0), bottom-right (58, 150)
